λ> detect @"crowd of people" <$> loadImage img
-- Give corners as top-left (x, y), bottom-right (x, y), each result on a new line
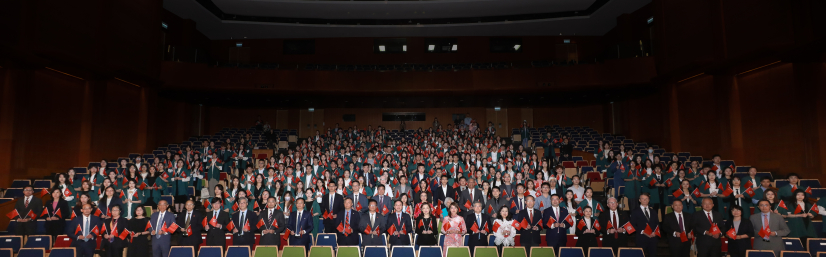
top-left (9, 124), bottom-right (826, 257)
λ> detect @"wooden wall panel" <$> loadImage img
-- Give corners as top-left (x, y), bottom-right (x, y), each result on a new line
top-left (486, 108), bottom-right (509, 138)
top-left (534, 105), bottom-right (606, 133)
top-left (91, 80), bottom-right (142, 159)
top-left (299, 109), bottom-right (325, 138)
top-left (275, 110), bottom-right (288, 129)
top-left (204, 107), bottom-right (279, 135)
top-left (738, 64), bottom-right (806, 174)
top-left (616, 94), bottom-right (665, 147)
top-left (676, 75), bottom-right (722, 157)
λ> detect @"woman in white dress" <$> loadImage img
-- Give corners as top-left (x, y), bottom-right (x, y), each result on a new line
top-left (493, 205), bottom-right (517, 253)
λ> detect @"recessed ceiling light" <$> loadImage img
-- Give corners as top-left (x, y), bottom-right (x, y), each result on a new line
top-left (513, 45), bottom-right (521, 51)
top-left (379, 45), bottom-right (386, 52)
top-left (452, 45), bottom-right (458, 51)
top-left (428, 45), bottom-right (435, 51)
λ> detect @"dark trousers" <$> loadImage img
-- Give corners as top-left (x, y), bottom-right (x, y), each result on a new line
top-left (74, 240), bottom-right (96, 257)
top-left (467, 233), bottom-right (487, 255)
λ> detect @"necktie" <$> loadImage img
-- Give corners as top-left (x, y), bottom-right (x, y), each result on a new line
top-left (644, 208), bottom-right (650, 220)
top-left (240, 212), bottom-right (246, 235)
top-left (185, 212), bottom-right (191, 229)
top-left (25, 197), bottom-right (29, 208)
top-left (397, 214), bottom-right (401, 227)
top-left (269, 210), bottom-right (273, 225)
top-left (346, 211), bottom-right (350, 225)
top-left (84, 218), bottom-right (89, 241)
top-left (706, 212), bottom-right (712, 223)
top-left (370, 214), bottom-right (375, 226)
top-left (297, 212), bottom-right (302, 233)
top-left (678, 213), bottom-right (684, 232)
top-left (735, 189), bottom-right (740, 206)
top-left (613, 211), bottom-right (619, 238)
top-left (156, 213), bottom-right (164, 238)
top-left (330, 195), bottom-right (334, 210)
top-left (355, 195), bottom-right (359, 206)
top-left (763, 214), bottom-right (769, 233)
top-left (519, 198), bottom-right (523, 210)
top-left (213, 211), bottom-right (218, 223)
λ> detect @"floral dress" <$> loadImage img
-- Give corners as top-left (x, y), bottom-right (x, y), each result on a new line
top-left (441, 215), bottom-right (467, 256)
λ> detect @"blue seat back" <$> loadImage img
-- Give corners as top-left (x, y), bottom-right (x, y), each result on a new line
top-left (745, 250), bottom-right (775, 257)
top-left (226, 246), bottom-right (250, 257)
top-left (0, 236), bottom-right (23, 253)
top-left (617, 248), bottom-right (644, 257)
top-left (0, 248), bottom-right (10, 257)
top-left (418, 246), bottom-right (442, 257)
top-left (589, 248), bottom-right (614, 257)
top-left (17, 248), bottom-right (44, 257)
top-left (784, 238), bottom-right (805, 251)
top-left (779, 252), bottom-right (811, 257)
top-left (198, 246), bottom-right (224, 257)
top-left (808, 238), bottom-right (826, 257)
top-left (364, 247), bottom-right (387, 257)
top-left (5, 189), bottom-right (23, 198)
top-left (315, 233), bottom-right (337, 250)
top-left (558, 247), bottom-right (584, 257)
top-left (23, 236), bottom-right (51, 250)
top-left (49, 248), bottom-right (76, 257)
top-left (391, 246), bottom-right (415, 257)
top-left (11, 181), bottom-right (30, 188)
top-left (169, 247), bottom-right (194, 257)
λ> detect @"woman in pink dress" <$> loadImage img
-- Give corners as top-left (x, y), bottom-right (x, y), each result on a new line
top-left (441, 202), bottom-right (467, 256)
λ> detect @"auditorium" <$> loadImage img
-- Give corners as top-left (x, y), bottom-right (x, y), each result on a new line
top-left (0, 0), bottom-right (825, 257)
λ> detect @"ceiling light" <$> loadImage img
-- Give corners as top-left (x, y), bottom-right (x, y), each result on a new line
top-left (428, 45), bottom-right (435, 51)
top-left (236, 42), bottom-right (243, 47)
top-left (379, 45), bottom-right (386, 52)
top-left (513, 45), bottom-right (521, 51)
top-left (308, 108), bottom-right (315, 112)
top-left (494, 107), bottom-right (501, 111)
top-left (403, 45), bottom-right (407, 52)
top-left (452, 45), bottom-right (458, 51)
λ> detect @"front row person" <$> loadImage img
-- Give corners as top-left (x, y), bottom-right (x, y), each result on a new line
top-left (414, 203), bottom-right (438, 246)
top-left (724, 205), bottom-right (753, 257)
top-left (543, 194), bottom-right (568, 254)
top-left (631, 193), bottom-right (658, 257)
top-left (518, 196), bottom-right (542, 255)
top-left (388, 200), bottom-right (413, 247)
top-left (442, 203), bottom-right (467, 256)
top-left (150, 200), bottom-right (176, 257)
top-left (598, 197), bottom-right (629, 254)
top-left (335, 198), bottom-right (361, 246)
top-left (288, 198), bottom-right (313, 253)
top-left (750, 199), bottom-right (790, 257)
top-left (177, 200), bottom-right (204, 251)
top-left (231, 198), bottom-right (258, 247)
top-left (259, 197), bottom-right (287, 246)
top-left (205, 198), bottom-right (230, 249)
top-left (492, 206), bottom-right (516, 253)
top-left (664, 199), bottom-right (693, 257)
top-left (692, 198), bottom-right (724, 257)
top-left (574, 206), bottom-right (600, 253)
top-left (360, 199), bottom-right (386, 246)
top-left (102, 205), bottom-right (128, 257)
top-left (70, 203), bottom-right (101, 257)
top-left (465, 201), bottom-right (491, 255)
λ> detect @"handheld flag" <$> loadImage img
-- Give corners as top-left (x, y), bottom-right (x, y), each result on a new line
top-left (6, 209), bottom-right (19, 220)
top-left (672, 189), bottom-right (684, 198)
top-left (622, 222), bottom-right (636, 234)
top-left (745, 187), bottom-right (755, 197)
top-left (726, 228), bottom-right (736, 239)
top-left (166, 222), bottom-right (180, 234)
top-left (493, 222), bottom-right (501, 233)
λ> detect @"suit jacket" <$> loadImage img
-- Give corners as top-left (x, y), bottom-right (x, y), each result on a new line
top-left (358, 212), bottom-right (386, 244)
top-left (102, 217), bottom-right (129, 248)
top-left (485, 197), bottom-right (507, 220)
top-left (598, 209), bottom-right (630, 246)
top-left (321, 193), bottom-right (344, 218)
top-left (348, 194), bottom-right (370, 213)
top-left (386, 212), bottom-right (413, 244)
top-left (750, 212), bottom-right (790, 256)
top-left (542, 206), bottom-right (569, 245)
top-left (45, 198), bottom-right (70, 222)
top-left (662, 212), bottom-right (693, 245)
top-left (459, 188), bottom-right (484, 212)
top-left (691, 210), bottom-right (724, 248)
top-left (15, 195), bottom-right (43, 232)
top-left (509, 197), bottom-right (528, 214)
top-left (205, 210), bottom-right (230, 246)
top-left (175, 211), bottom-right (204, 246)
top-left (97, 197), bottom-right (123, 217)
top-left (231, 210), bottom-right (259, 243)
top-left (724, 217), bottom-right (755, 257)
top-left (433, 186), bottom-right (455, 205)
top-left (259, 208), bottom-right (286, 245)
top-left (630, 206), bottom-right (659, 244)
top-left (335, 209), bottom-right (361, 245)
top-left (516, 208), bottom-right (542, 245)
top-left (149, 211), bottom-right (177, 244)
top-left (463, 212), bottom-right (491, 242)
top-left (373, 195), bottom-right (393, 215)
top-left (574, 217), bottom-right (601, 248)
top-left (68, 215), bottom-right (102, 244)
top-left (287, 210), bottom-right (313, 243)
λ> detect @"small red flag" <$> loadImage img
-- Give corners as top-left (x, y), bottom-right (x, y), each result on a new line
top-left (70, 210), bottom-right (77, 220)
top-left (673, 189), bottom-right (684, 198)
top-left (649, 179), bottom-right (657, 186)
top-left (256, 219), bottom-right (265, 229)
top-left (26, 210), bottom-right (36, 219)
top-left (166, 222), bottom-right (179, 233)
top-left (243, 219), bottom-right (250, 232)
top-left (387, 224), bottom-right (397, 235)
top-left (744, 180), bottom-right (754, 188)
top-left (120, 229), bottom-right (130, 240)
top-left (692, 188), bottom-right (702, 197)
top-left (793, 203), bottom-right (803, 214)
top-left (487, 205), bottom-right (493, 214)
top-left (337, 222), bottom-right (344, 233)
top-left (520, 218), bottom-right (530, 230)
top-left (6, 209), bottom-right (19, 220)
top-left (382, 205), bottom-right (389, 216)
top-left (202, 217), bottom-right (208, 228)
top-left (493, 222), bottom-right (501, 233)
top-left (577, 219), bottom-right (586, 230)
top-left (283, 228), bottom-right (291, 240)
top-left (226, 221), bottom-right (235, 231)
top-left (703, 182), bottom-right (710, 190)
top-left (805, 186), bottom-right (813, 195)
top-left (745, 187), bottom-right (755, 197)
top-left (510, 201), bottom-right (516, 209)
top-left (564, 214), bottom-right (574, 226)
top-left (471, 222), bottom-right (479, 233)
top-left (726, 228), bottom-right (736, 239)
top-left (356, 202), bottom-right (363, 211)
top-left (464, 200), bottom-right (472, 210)
top-left (643, 224), bottom-right (652, 235)
top-left (40, 208), bottom-right (49, 218)
top-left (594, 220), bottom-right (601, 230)
top-left (546, 216), bottom-right (556, 228)
top-left (442, 221), bottom-right (452, 231)
top-left (40, 188), bottom-right (49, 197)
top-left (721, 186), bottom-right (734, 197)
top-left (654, 225), bottom-right (661, 237)
top-left (511, 220), bottom-right (521, 230)
top-left (74, 224), bottom-right (82, 235)
top-left (622, 222), bottom-right (635, 234)
top-left (709, 223), bottom-right (720, 235)
top-left (777, 200), bottom-right (787, 210)
top-left (145, 221), bottom-right (153, 231)
top-left (364, 224), bottom-right (372, 234)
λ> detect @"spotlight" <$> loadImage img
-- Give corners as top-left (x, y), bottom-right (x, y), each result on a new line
top-left (379, 45), bottom-right (386, 52)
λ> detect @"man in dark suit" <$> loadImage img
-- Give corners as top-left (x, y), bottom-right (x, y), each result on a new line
top-left (335, 198), bottom-right (361, 246)
top-left (68, 203), bottom-right (100, 257)
top-left (373, 185), bottom-right (393, 215)
top-left (598, 197), bottom-right (629, 254)
top-left (176, 200), bottom-right (204, 251)
top-left (358, 200), bottom-right (386, 246)
top-left (231, 198), bottom-right (258, 247)
top-left (150, 200), bottom-right (177, 257)
top-left (517, 196), bottom-right (542, 256)
top-left (259, 197), bottom-right (286, 246)
top-left (204, 198), bottom-right (229, 249)
top-left (509, 184), bottom-right (528, 215)
top-left (321, 182), bottom-right (344, 233)
top-left (459, 181), bottom-right (484, 213)
top-left (630, 193), bottom-right (659, 257)
top-left (692, 198), bottom-right (724, 257)
top-left (349, 181), bottom-right (369, 214)
top-left (15, 186), bottom-right (43, 237)
top-left (464, 202), bottom-right (491, 255)
top-left (663, 199), bottom-right (693, 257)
top-left (288, 198), bottom-right (314, 253)
top-left (386, 200), bottom-right (412, 247)
top-left (433, 175), bottom-right (454, 205)
top-left (485, 187), bottom-right (506, 220)
top-left (543, 194), bottom-right (568, 254)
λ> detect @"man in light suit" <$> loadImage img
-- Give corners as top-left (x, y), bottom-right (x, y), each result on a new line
top-left (68, 204), bottom-right (101, 257)
top-left (542, 194), bottom-right (568, 254)
top-left (288, 198), bottom-right (314, 253)
top-left (358, 200), bottom-right (386, 246)
top-left (691, 198), bottom-right (724, 257)
top-left (150, 200), bottom-right (177, 257)
top-left (751, 199), bottom-right (790, 257)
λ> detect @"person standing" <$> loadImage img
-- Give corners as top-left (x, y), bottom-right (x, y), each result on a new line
top-left (387, 200), bottom-right (413, 247)
top-left (663, 199), bottom-right (693, 257)
top-left (414, 203), bottom-right (438, 246)
top-left (517, 196), bottom-right (542, 256)
top-left (691, 198), bottom-right (724, 257)
top-left (321, 182), bottom-right (344, 233)
top-left (126, 207), bottom-right (150, 257)
top-left (542, 194), bottom-right (568, 253)
top-left (441, 203), bottom-right (467, 257)
top-left (574, 206), bottom-right (600, 253)
top-left (176, 200), bottom-right (203, 251)
top-left (150, 200), bottom-right (176, 257)
top-left (69, 204), bottom-right (101, 257)
top-left (358, 200), bottom-right (386, 246)
top-left (724, 205), bottom-right (754, 257)
top-left (598, 197), bottom-right (629, 254)
top-left (231, 198), bottom-right (258, 247)
top-left (750, 199), bottom-right (790, 257)
top-left (259, 197), bottom-right (287, 246)
top-left (463, 202), bottom-right (490, 255)
top-left (102, 205), bottom-right (128, 257)
top-left (15, 186), bottom-right (43, 237)
top-left (45, 188), bottom-right (70, 239)
top-left (631, 193), bottom-right (658, 257)
top-left (204, 198), bottom-right (229, 249)
top-left (288, 198), bottom-right (313, 253)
